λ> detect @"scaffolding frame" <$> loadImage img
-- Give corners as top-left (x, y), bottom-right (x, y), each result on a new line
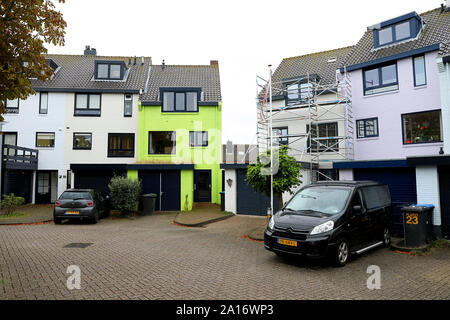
top-left (256, 66), bottom-right (354, 187)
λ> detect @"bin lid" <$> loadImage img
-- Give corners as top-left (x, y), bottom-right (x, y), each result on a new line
top-left (142, 193), bottom-right (157, 197)
top-left (401, 204), bottom-right (434, 213)
top-left (219, 191), bottom-right (225, 194)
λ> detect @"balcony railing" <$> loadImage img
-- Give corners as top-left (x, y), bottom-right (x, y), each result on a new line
top-left (2, 144), bottom-right (38, 170)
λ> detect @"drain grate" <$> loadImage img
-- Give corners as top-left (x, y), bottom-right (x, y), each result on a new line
top-left (64, 243), bottom-right (93, 248)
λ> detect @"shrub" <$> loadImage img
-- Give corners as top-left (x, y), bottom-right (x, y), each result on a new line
top-left (108, 175), bottom-right (142, 215)
top-left (1, 194), bottom-right (25, 215)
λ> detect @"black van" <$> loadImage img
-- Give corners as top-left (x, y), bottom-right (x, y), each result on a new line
top-left (264, 181), bottom-right (392, 266)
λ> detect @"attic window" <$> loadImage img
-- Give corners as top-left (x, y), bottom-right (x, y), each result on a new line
top-left (94, 60), bottom-right (126, 80)
top-left (46, 58), bottom-right (58, 70)
top-left (327, 57), bottom-right (337, 63)
top-left (373, 13), bottom-right (423, 49)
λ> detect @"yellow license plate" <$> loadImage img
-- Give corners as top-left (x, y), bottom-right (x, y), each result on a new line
top-left (66, 211), bottom-right (79, 215)
top-left (277, 238), bottom-right (297, 247)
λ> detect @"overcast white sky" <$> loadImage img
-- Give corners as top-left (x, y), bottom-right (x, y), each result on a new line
top-left (47, 0), bottom-right (443, 144)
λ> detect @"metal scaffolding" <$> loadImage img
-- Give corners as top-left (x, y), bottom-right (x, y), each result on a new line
top-left (256, 66), bottom-right (354, 185)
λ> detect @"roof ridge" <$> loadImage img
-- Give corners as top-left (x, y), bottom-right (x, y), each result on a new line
top-left (283, 45), bottom-right (354, 61)
top-left (418, 6), bottom-right (442, 17)
top-left (45, 53), bottom-right (152, 59)
top-left (153, 64), bottom-right (218, 67)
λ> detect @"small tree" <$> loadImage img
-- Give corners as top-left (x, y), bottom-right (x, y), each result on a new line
top-left (246, 145), bottom-right (302, 210)
top-left (0, 0), bottom-right (67, 120)
top-left (108, 176), bottom-right (142, 216)
top-left (1, 194), bottom-right (25, 215)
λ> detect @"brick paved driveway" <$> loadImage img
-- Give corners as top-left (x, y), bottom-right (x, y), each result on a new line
top-left (0, 213), bottom-right (449, 300)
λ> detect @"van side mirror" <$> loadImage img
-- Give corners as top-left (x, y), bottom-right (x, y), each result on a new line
top-left (353, 205), bottom-right (362, 213)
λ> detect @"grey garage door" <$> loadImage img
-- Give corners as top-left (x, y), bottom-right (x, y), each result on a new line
top-left (139, 171), bottom-right (181, 211)
top-left (236, 169), bottom-right (279, 216)
top-left (74, 170), bottom-right (126, 196)
top-left (354, 167), bottom-right (417, 236)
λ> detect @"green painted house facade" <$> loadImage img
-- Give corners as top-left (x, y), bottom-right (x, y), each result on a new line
top-left (127, 62), bottom-right (222, 211)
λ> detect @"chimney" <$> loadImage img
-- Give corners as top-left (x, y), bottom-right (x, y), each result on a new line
top-left (84, 45), bottom-right (97, 55)
top-left (133, 56), bottom-right (136, 65)
top-left (162, 59), bottom-right (166, 70)
top-left (210, 60), bottom-right (218, 66)
top-left (141, 56), bottom-right (145, 65)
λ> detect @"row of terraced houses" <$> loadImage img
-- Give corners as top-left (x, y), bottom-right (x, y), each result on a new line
top-left (1, 5), bottom-right (450, 238)
top-left (222, 5), bottom-right (450, 239)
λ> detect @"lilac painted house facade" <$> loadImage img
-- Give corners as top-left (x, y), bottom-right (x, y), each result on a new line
top-left (333, 6), bottom-right (450, 238)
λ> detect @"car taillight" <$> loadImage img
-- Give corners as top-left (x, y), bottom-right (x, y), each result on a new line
top-left (86, 201), bottom-right (94, 207)
top-left (55, 201), bottom-right (61, 207)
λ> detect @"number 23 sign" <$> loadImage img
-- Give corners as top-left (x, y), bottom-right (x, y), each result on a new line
top-left (405, 213), bottom-right (418, 225)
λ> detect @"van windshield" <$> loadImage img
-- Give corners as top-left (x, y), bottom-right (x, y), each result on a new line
top-left (285, 187), bottom-right (351, 215)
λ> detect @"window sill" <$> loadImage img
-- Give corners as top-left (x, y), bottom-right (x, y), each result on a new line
top-left (147, 154), bottom-right (176, 156)
top-left (402, 142), bottom-right (443, 148)
top-left (356, 136), bottom-right (380, 141)
top-left (36, 147), bottom-right (55, 150)
top-left (161, 112), bottom-right (199, 114)
top-left (413, 85), bottom-right (427, 90)
top-left (363, 89), bottom-right (399, 99)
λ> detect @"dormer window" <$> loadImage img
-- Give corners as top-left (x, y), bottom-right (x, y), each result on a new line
top-left (94, 61), bottom-right (126, 80)
top-left (160, 88), bottom-right (201, 112)
top-left (372, 12), bottom-right (423, 49)
top-left (283, 75), bottom-right (317, 106)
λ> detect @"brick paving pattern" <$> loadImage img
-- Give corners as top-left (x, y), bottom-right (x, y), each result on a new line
top-left (0, 213), bottom-right (449, 300)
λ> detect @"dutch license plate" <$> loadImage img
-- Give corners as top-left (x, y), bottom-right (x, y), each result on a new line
top-left (277, 238), bottom-right (297, 247)
top-left (66, 211), bottom-right (79, 215)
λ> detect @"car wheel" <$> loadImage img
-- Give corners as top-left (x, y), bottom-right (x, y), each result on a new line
top-left (91, 211), bottom-right (99, 224)
top-left (382, 227), bottom-right (391, 247)
top-left (333, 239), bottom-right (349, 267)
top-left (54, 218), bottom-right (61, 225)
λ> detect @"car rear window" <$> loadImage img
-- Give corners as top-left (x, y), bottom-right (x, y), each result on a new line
top-left (59, 192), bottom-right (92, 200)
top-left (361, 185), bottom-right (391, 209)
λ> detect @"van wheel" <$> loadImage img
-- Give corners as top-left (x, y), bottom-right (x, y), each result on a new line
top-left (333, 239), bottom-right (349, 267)
top-left (382, 227), bottom-right (391, 247)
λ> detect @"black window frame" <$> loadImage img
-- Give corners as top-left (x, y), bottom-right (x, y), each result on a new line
top-left (356, 118), bottom-right (379, 139)
top-left (283, 78), bottom-right (315, 106)
top-left (363, 62), bottom-right (399, 96)
top-left (160, 88), bottom-right (201, 113)
top-left (306, 122), bottom-right (339, 152)
top-left (148, 131), bottom-right (176, 155)
top-left (94, 60), bottom-right (126, 80)
top-left (73, 132), bottom-right (92, 150)
top-left (189, 131), bottom-right (208, 147)
top-left (272, 127), bottom-right (288, 146)
top-left (4, 98), bottom-right (19, 114)
top-left (401, 109), bottom-right (442, 145)
top-left (35, 132), bottom-right (55, 148)
top-left (412, 55), bottom-right (427, 87)
top-left (39, 92), bottom-right (48, 114)
top-left (74, 93), bottom-right (102, 116)
top-left (107, 133), bottom-right (135, 158)
top-left (124, 94), bottom-right (133, 117)
top-left (374, 18), bottom-right (417, 48)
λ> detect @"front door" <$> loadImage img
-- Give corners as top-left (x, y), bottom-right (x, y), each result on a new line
top-left (194, 170), bottom-right (211, 202)
top-left (36, 171), bottom-right (51, 204)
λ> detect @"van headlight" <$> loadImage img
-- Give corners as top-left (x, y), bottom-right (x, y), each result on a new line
top-left (268, 216), bottom-right (275, 230)
top-left (310, 220), bottom-right (334, 235)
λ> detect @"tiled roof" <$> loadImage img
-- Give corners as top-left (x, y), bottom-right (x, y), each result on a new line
top-left (439, 41), bottom-right (450, 57)
top-left (31, 54), bottom-right (151, 92)
top-left (269, 46), bottom-right (354, 96)
top-left (140, 64), bottom-right (222, 103)
top-left (343, 7), bottom-right (450, 68)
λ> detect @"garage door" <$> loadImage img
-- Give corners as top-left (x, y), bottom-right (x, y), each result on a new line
top-left (74, 170), bottom-right (126, 195)
top-left (354, 167), bottom-right (417, 236)
top-left (139, 171), bottom-right (180, 211)
top-left (236, 169), bottom-right (279, 216)
top-left (438, 166), bottom-right (450, 239)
